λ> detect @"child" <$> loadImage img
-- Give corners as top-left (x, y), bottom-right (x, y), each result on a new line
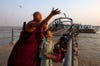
top-left (54, 33), bottom-right (70, 63)
top-left (39, 29), bottom-right (56, 66)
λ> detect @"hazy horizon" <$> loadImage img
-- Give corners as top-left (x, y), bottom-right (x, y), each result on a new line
top-left (0, 0), bottom-right (100, 26)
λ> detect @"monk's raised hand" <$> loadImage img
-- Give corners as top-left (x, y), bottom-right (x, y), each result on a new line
top-left (50, 8), bottom-right (61, 16)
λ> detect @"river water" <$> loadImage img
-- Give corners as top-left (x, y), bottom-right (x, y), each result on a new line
top-left (0, 26), bottom-right (21, 45)
top-left (78, 32), bottom-right (100, 66)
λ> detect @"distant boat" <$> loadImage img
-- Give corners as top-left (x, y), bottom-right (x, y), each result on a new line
top-left (76, 25), bottom-right (96, 33)
top-left (49, 16), bottom-right (96, 33)
top-left (49, 16), bottom-right (73, 32)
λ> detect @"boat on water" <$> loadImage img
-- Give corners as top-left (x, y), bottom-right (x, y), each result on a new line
top-left (49, 16), bottom-right (73, 32)
top-left (76, 24), bottom-right (96, 33)
top-left (49, 15), bottom-right (96, 33)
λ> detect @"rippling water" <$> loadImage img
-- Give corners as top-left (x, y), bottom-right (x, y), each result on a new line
top-left (0, 27), bottom-right (21, 45)
top-left (78, 32), bottom-right (100, 66)
top-left (0, 26), bottom-right (65, 45)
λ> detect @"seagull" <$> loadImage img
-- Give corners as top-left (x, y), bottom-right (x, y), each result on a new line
top-left (19, 5), bottom-right (22, 8)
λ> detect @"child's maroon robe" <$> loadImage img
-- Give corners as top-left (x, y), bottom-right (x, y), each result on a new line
top-left (8, 26), bottom-right (44, 66)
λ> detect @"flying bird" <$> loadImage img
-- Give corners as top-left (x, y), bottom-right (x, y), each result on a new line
top-left (19, 5), bottom-right (22, 8)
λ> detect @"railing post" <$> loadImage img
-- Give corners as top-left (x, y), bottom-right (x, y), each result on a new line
top-left (10, 27), bottom-right (16, 44)
top-left (12, 27), bottom-right (14, 42)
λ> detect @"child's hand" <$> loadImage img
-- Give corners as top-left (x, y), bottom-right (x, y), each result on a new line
top-left (52, 55), bottom-right (56, 60)
top-left (46, 54), bottom-right (56, 59)
top-left (46, 54), bottom-right (52, 59)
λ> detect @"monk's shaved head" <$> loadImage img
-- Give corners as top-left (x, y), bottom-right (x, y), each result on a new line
top-left (33, 12), bottom-right (42, 22)
top-left (33, 12), bottom-right (40, 17)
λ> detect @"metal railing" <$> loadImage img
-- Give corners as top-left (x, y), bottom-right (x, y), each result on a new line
top-left (63, 25), bottom-right (78, 66)
top-left (63, 39), bottom-right (73, 66)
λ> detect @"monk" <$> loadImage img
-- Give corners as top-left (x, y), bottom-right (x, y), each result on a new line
top-left (7, 8), bottom-right (61, 66)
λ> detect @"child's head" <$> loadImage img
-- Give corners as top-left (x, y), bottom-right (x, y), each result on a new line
top-left (43, 29), bottom-right (53, 38)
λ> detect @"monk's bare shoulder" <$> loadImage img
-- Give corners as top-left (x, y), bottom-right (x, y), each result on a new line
top-left (27, 20), bottom-right (40, 27)
top-left (25, 21), bottom-right (41, 32)
top-left (27, 20), bottom-right (34, 26)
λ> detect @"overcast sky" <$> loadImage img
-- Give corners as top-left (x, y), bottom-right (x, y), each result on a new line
top-left (0, 0), bottom-right (100, 26)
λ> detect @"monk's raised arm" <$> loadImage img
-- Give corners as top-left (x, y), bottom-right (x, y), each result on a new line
top-left (26, 8), bottom-right (61, 29)
top-left (40, 8), bottom-right (61, 26)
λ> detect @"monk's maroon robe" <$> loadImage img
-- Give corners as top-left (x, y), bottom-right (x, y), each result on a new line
top-left (8, 26), bottom-right (44, 66)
